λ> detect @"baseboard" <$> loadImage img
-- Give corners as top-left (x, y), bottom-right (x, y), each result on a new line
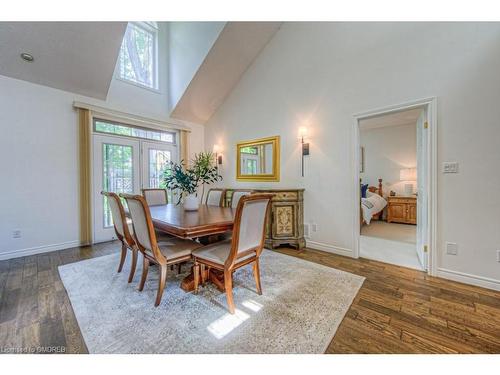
top-left (307, 241), bottom-right (354, 258)
top-left (437, 267), bottom-right (500, 291)
top-left (0, 240), bottom-right (81, 261)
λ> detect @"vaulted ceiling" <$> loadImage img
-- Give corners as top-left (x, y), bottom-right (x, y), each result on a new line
top-left (169, 22), bottom-right (282, 124)
top-left (0, 22), bottom-right (127, 99)
top-left (0, 21), bottom-right (280, 123)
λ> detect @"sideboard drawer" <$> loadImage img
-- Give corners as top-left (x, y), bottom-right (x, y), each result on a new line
top-left (273, 191), bottom-right (298, 201)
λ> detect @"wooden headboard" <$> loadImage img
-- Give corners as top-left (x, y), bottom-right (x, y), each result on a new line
top-left (367, 178), bottom-right (383, 197)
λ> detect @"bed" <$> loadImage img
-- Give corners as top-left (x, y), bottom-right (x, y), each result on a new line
top-left (360, 178), bottom-right (387, 225)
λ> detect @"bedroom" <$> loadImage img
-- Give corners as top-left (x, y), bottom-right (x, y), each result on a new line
top-left (359, 107), bottom-right (425, 270)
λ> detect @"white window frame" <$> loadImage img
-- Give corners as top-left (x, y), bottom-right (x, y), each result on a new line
top-left (117, 21), bottom-right (159, 91)
top-left (93, 118), bottom-right (177, 145)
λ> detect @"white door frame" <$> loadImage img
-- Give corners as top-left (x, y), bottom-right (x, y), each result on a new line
top-left (352, 97), bottom-right (438, 276)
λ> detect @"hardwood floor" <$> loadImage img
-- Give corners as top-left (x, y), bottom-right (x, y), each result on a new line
top-left (0, 242), bottom-right (499, 353)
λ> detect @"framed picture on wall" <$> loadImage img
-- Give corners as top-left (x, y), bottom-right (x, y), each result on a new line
top-left (360, 146), bottom-right (365, 173)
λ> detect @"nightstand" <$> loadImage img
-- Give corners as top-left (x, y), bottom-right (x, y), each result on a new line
top-left (387, 196), bottom-right (417, 224)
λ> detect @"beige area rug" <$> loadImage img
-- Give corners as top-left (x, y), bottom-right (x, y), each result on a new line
top-left (58, 250), bottom-right (364, 353)
top-left (361, 221), bottom-right (416, 244)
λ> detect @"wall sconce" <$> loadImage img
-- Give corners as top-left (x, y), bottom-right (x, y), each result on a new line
top-left (298, 127), bottom-right (309, 177)
top-left (213, 144), bottom-right (223, 166)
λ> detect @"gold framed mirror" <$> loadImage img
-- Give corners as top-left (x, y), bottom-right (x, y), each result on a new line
top-left (236, 136), bottom-right (280, 182)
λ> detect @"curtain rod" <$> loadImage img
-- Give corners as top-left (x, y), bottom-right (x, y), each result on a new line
top-left (73, 101), bottom-right (193, 133)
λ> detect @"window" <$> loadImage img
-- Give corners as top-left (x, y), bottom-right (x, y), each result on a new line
top-left (94, 119), bottom-right (176, 144)
top-left (118, 22), bottom-right (158, 89)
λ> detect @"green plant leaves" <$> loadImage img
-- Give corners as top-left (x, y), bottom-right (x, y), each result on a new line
top-left (162, 152), bottom-right (222, 205)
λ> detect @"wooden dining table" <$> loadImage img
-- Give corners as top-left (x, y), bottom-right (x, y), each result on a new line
top-left (149, 203), bottom-right (236, 292)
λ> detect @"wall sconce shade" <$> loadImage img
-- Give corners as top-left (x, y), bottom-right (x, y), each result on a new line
top-left (298, 126), bottom-right (308, 139)
top-left (213, 144), bottom-right (222, 165)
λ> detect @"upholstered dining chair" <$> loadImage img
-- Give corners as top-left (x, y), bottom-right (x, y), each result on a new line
top-left (142, 188), bottom-right (168, 206)
top-left (192, 194), bottom-right (273, 314)
top-left (230, 189), bottom-right (254, 208)
top-left (205, 188), bottom-right (226, 206)
top-left (101, 191), bottom-right (138, 283)
top-left (121, 193), bottom-right (203, 306)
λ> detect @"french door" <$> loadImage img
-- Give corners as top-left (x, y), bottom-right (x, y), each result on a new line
top-left (93, 134), bottom-right (177, 243)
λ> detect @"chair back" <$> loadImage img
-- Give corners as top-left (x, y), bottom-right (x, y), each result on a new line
top-left (121, 194), bottom-right (164, 262)
top-left (142, 188), bottom-right (168, 206)
top-left (230, 190), bottom-right (253, 208)
top-left (227, 194), bottom-right (273, 266)
top-left (206, 188), bottom-right (226, 206)
top-left (101, 191), bottom-right (132, 242)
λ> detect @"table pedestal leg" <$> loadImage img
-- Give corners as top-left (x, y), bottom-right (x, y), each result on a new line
top-left (180, 266), bottom-right (225, 292)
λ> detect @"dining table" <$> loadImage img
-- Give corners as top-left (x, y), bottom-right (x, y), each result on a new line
top-left (148, 203), bottom-right (236, 292)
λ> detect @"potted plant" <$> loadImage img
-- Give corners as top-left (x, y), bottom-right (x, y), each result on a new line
top-left (190, 152), bottom-right (222, 203)
top-left (163, 152), bottom-right (222, 211)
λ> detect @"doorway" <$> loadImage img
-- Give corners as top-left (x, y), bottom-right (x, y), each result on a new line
top-left (92, 120), bottom-right (178, 243)
top-left (353, 98), bottom-right (437, 274)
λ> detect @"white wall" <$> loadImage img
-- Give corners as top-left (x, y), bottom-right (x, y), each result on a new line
top-left (205, 22), bottom-right (500, 289)
top-left (0, 22), bottom-right (205, 259)
top-left (168, 22), bottom-right (225, 112)
top-left (360, 123), bottom-right (417, 196)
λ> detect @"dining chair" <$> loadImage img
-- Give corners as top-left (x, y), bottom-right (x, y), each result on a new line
top-left (142, 188), bottom-right (168, 206)
top-left (230, 189), bottom-right (254, 208)
top-left (205, 188), bottom-right (226, 206)
top-left (192, 194), bottom-right (273, 314)
top-left (100, 191), bottom-right (138, 283)
top-left (121, 193), bottom-right (203, 306)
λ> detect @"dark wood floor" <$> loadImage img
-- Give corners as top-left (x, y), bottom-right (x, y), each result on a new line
top-left (1, 242), bottom-right (499, 353)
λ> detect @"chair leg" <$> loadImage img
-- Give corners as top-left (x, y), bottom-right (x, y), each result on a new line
top-left (128, 249), bottom-right (138, 283)
top-left (253, 259), bottom-right (262, 295)
top-left (200, 264), bottom-right (206, 285)
top-left (193, 263), bottom-right (200, 293)
top-left (155, 265), bottom-right (167, 307)
top-left (138, 256), bottom-right (149, 291)
top-left (117, 242), bottom-right (127, 273)
top-left (224, 270), bottom-right (235, 314)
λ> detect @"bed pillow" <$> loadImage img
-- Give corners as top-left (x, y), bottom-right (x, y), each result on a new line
top-left (361, 184), bottom-right (369, 198)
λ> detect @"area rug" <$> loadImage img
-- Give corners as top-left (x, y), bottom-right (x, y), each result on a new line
top-left (58, 250), bottom-right (364, 353)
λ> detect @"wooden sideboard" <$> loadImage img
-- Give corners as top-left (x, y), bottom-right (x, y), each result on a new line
top-left (387, 196), bottom-right (417, 224)
top-left (225, 189), bottom-right (305, 249)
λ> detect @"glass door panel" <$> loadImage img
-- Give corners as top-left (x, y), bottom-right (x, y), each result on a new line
top-left (142, 141), bottom-right (177, 203)
top-left (93, 135), bottom-right (140, 242)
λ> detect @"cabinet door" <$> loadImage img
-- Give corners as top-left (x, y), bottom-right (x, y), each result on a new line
top-left (272, 202), bottom-right (298, 239)
top-left (407, 203), bottom-right (417, 224)
top-left (388, 202), bottom-right (406, 223)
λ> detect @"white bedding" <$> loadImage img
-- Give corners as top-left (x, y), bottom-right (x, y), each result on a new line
top-left (361, 192), bottom-right (387, 225)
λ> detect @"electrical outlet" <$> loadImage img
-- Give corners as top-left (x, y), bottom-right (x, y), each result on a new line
top-left (446, 242), bottom-right (458, 255)
top-left (443, 162), bottom-right (459, 173)
top-left (311, 223), bottom-right (318, 232)
top-left (303, 223), bottom-right (310, 238)
top-left (12, 230), bottom-right (21, 239)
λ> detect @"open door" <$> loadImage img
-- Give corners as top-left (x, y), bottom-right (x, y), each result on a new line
top-left (416, 109), bottom-right (428, 270)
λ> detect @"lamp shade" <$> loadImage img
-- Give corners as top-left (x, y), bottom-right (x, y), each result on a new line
top-left (400, 168), bottom-right (417, 181)
top-left (298, 126), bottom-right (308, 139)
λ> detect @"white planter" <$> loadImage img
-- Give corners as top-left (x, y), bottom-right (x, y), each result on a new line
top-left (183, 194), bottom-right (199, 211)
